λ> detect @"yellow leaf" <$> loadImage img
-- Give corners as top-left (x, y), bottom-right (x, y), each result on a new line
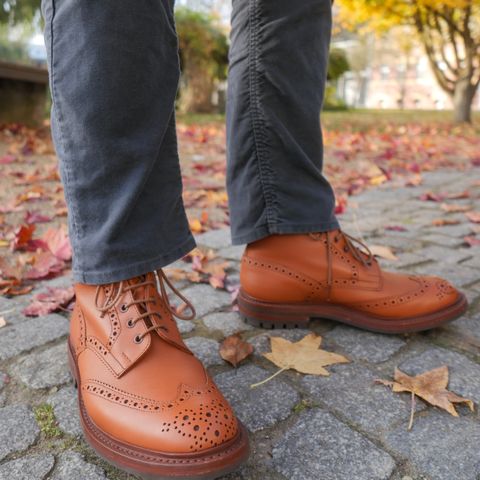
top-left (189, 219), bottom-right (203, 233)
top-left (369, 245), bottom-right (398, 261)
top-left (252, 334), bottom-right (349, 388)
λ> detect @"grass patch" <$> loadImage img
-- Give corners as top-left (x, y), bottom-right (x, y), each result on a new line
top-left (34, 403), bottom-right (62, 439)
top-left (292, 399), bottom-right (319, 414)
top-left (176, 109), bottom-right (480, 132)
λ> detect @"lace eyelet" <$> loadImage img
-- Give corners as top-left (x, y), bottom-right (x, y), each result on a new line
top-left (127, 319), bottom-right (135, 328)
top-left (120, 304), bottom-right (129, 313)
top-left (134, 335), bottom-right (143, 344)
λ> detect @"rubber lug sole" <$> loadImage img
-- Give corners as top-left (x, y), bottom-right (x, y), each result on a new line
top-left (238, 289), bottom-right (468, 334)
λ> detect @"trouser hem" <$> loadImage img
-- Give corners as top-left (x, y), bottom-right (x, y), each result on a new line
top-left (231, 220), bottom-right (340, 245)
top-left (72, 234), bottom-right (196, 285)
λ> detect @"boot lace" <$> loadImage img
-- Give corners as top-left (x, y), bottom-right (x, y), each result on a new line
top-left (310, 230), bottom-right (375, 290)
top-left (94, 270), bottom-right (195, 343)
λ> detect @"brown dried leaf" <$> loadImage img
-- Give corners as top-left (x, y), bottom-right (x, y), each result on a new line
top-left (369, 245), bottom-right (398, 261)
top-left (376, 366), bottom-right (474, 430)
top-left (431, 218), bottom-right (461, 226)
top-left (219, 334), bottom-right (253, 367)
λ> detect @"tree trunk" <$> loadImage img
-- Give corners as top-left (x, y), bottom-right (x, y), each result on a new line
top-left (178, 63), bottom-right (216, 114)
top-left (452, 77), bottom-right (477, 123)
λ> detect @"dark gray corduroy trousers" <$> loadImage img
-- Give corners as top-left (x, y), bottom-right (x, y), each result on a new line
top-left (41, 0), bottom-right (338, 284)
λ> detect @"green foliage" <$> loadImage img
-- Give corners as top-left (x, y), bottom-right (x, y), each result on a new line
top-left (0, 0), bottom-right (40, 25)
top-left (328, 48), bottom-right (350, 81)
top-left (175, 7), bottom-right (228, 81)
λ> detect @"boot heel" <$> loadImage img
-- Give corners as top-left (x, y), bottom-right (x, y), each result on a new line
top-left (238, 290), bottom-right (311, 329)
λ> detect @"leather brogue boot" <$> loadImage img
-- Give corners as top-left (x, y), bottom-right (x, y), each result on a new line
top-left (69, 271), bottom-right (249, 479)
top-left (238, 231), bottom-right (468, 333)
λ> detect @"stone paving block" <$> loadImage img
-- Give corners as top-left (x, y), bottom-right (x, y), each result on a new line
top-left (465, 251), bottom-right (480, 269)
top-left (217, 245), bottom-right (244, 261)
top-left (421, 233), bottom-right (464, 248)
top-left (48, 386), bottom-right (82, 437)
top-left (421, 170), bottom-right (466, 185)
top-left (411, 263), bottom-right (480, 287)
top-left (176, 318), bottom-right (195, 334)
top-left (0, 314), bottom-right (69, 361)
top-left (10, 342), bottom-right (70, 389)
top-left (0, 405), bottom-right (40, 461)
top-left (51, 451), bottom-right (107, 480)
top-left (195, 228), bottom-right (231, 249)
top-left (0, 371), bottom-right (7, 406)
top-left (424, 223), bottom-right (474, 238)
top-left (272, 409), bottom-right (395, 480)
top-left (0, 296), bottom-right (31, 326)
top-left (185, 337), bottom-right (222, 368)
top-left (380, 252), bottom-right (428, 269)
top-left (399, 346), bottom-right (480, 401)
top-left (0, 453), bottom-right (55, 480)
top-left (325, 325), bottom-right (406, 363)
top-left (414, 245), bottom-right (473, 264)
top-left (248, 330), bottom-right (313, 356)
top-left (214, 364), bottom-right (299, 432)
top-left (180, 284), bottom-right (231, 318)
top-left (448, 314), bottom-right (480, 343)
top-left (385, 412), bottom-right (480, 480)
top-left (202, 312), bottom-right (253, 337)
top-left (303, 363), bottom-right (424, 435)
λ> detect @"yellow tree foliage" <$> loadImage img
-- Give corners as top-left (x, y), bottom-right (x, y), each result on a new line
top-left (336, 0), bottom-right (480, 122)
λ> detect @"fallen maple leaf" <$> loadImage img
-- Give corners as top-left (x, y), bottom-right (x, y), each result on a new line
top-left (41, 227), bottom-right (72, 261)
top-left (23, 286), bottom-right (75, 316)
top-left (11, 224), bottom-right (35, 251)
top-left (376, 366), bottom-right (474, 430)
top-left (440, 203), bottom-right (471, 213)
top-left (369, 245), bottom-right (398, 261)
top-left (420, 192), bottom-right (444, 202)
top-left (24, 251), bottom-right (66, 280)
top-left (25, 211), bottom-right (52, 224)
top-left (465, 212), bottom-right (480, 224)
top-left (219, 334), bottom-right (253, 367)
top-left (431, 218), bottom-right (461, 226)
top-left (252, 333), bottom-right (349, 388)
top-left (463, 235), bottom-right (480, 247)
top-left (385, 225), bottom-right (408, 232)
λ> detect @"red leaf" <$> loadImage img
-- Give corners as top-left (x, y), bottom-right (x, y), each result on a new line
top-left (12, 224), bottom-right (35, 251)
top-left (25, 211), bottom-right (52, 224)
top-left (0, 154), bottom-right (17, 164)
top-left (385, 225), bottom-right (408, 232)
top-left (23, 286), bottom-right (75, 317)
top-left (41, 227), bottom-right (72, 261)
top-left (24, 251), bottom-right (66, 280)
top-left (464, 236), bottom-right (480, 247)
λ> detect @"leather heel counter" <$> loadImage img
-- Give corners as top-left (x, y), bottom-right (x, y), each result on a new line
top-left (70, 304), bottom-right (86, 356)
top-left (240, 254), bottom-right (313, 303)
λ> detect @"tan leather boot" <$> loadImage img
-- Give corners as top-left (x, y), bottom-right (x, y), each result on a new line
top-left (69, 271), bottom-right (249, 479)
top-left (238, 231), bottom-right (467, 333)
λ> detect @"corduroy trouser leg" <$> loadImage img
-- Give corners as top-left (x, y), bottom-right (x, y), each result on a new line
top-left (41, 0), bottom-right (337, 283)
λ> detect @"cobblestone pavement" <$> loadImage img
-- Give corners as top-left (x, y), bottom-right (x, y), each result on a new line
top-left (0, 169), bottom-right (479, 480)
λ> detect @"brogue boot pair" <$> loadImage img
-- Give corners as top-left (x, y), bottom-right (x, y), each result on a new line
top-left (71, 231), bottom-right (466, 479)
